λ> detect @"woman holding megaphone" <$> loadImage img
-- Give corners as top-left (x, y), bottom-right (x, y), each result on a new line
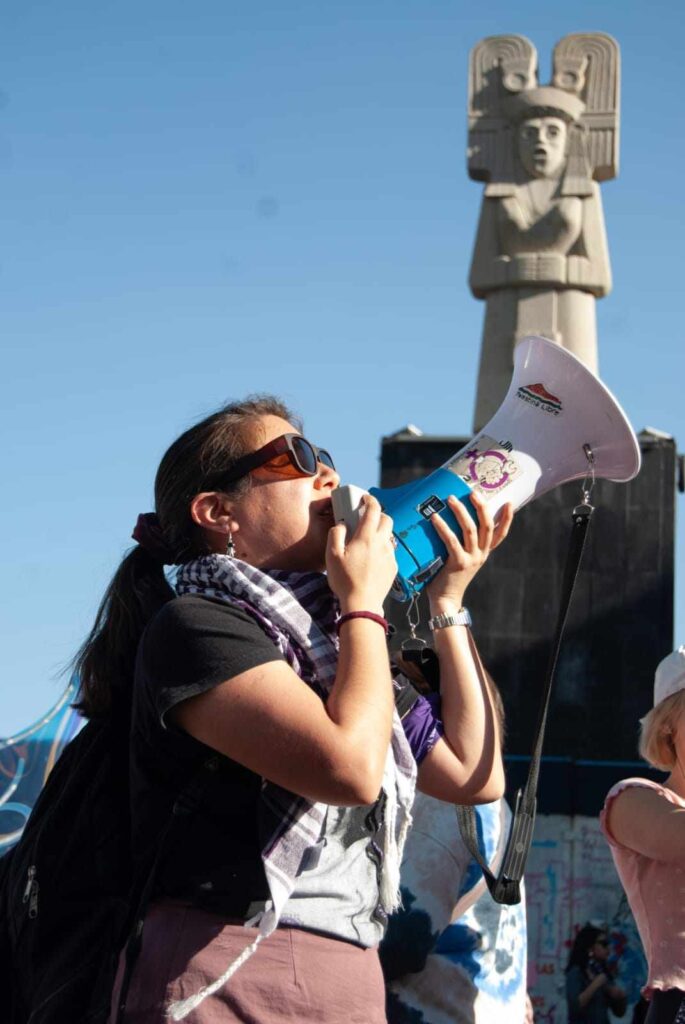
top-left (61, 396), bottom-right (511, 1023)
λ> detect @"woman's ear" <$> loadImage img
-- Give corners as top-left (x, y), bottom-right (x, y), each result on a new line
top-left (190, 492), bottom-right (234, 538)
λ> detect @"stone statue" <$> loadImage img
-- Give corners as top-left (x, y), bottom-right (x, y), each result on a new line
top-left (467, 33), bottom-right (620, 429)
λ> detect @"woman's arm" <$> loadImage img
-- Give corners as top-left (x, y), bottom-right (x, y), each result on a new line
top-left (416, 492), bottom-right (513, 804)
top-left (606, 784), bottom-right (685, 862)
top-left (173, 496), bottom-right (399, 807)
top-left (566, 967), bottom-right (607, 1014)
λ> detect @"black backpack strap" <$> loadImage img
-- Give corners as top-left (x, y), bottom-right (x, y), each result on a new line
top-left (457, 502), bottom-right (594, 905)
top-left (114, 753), bottom-right (221, 1023)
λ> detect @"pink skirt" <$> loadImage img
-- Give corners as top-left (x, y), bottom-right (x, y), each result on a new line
top-left (110, 901), bottom-right (387, 1023)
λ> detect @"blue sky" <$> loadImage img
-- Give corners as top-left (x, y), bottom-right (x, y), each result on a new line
top-left (2, 1), bottom-right (683, 734)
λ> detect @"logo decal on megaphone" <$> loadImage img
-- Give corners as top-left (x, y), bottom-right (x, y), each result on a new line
top-left (449, 436), bottom-right (522, 495)
top-left (331, 335), bottom-right (642, 601)
top-left (516, 381), bottom-right (563, 415)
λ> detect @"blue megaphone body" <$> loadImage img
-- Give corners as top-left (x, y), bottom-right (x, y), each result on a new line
top-left (369, 472), bottom-right (478, 600)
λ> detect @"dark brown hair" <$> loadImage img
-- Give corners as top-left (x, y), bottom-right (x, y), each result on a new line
top-left (566, 924), bottom-right (606, 972)
top-left (73, 395), bottom-right (298, 719)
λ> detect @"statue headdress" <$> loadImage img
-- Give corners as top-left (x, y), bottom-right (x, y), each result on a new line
top-left (467, 33), bottom-right (620, 197)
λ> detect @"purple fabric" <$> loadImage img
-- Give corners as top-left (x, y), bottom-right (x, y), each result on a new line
top-left (401, 691), bottom-right (444, 765)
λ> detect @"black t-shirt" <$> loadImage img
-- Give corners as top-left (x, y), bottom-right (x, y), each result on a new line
top-left (130, 594), bottom-right (284, 914)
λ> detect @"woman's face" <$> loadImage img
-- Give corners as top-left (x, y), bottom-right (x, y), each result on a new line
top-left (591, 934), bottom-right (610, 962)
top-left (229, 414), bottom-right (341, 572)
top-left (517, 116), bottom-right (568, 179)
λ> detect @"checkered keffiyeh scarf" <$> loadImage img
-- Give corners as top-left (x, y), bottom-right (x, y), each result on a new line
top-left (168, 553), bottom-right (416, 1020)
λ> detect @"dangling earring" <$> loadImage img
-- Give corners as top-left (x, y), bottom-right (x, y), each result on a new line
top-left (226, 529), bottom-right (235, 557)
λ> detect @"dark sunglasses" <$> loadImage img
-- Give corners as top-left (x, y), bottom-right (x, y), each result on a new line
top-left (595, 939), bottom-right (610, 947)
top-left (215, 433), bottom-right (335, 486)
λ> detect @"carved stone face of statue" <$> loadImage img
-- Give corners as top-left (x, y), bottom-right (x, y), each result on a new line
top-left (517, 116), bottom-right (568, 180)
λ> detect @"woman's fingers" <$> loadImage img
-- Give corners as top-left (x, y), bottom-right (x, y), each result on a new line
top-left (452, 496), bottom-right (480, 550)
top-left (326, 496), bottom-right (398, 609)
top-left (326, 522), bottom-right (347, 559)
top-left (430, 506), bottom-right (467, 561)
top-left (491, 502), bottom-right (514, 550)
top-left (379, 512), bottom-right (394, 540)
top-left (433, 493), bottom-right (510, 564)
top-left (355, 493), bottom-right (382, 535)
top-left (425, 494), bottom-right (515, 604)
top-left (329, 495), bottom-right (394, 557)
top-left (354, 495), bottom-right (394, 541)
top-left (469, 491), bottom-right (495, 552)
top-left (447, 495), bottom-right (482, 554)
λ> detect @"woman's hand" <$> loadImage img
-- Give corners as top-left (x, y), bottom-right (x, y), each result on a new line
top-left (416, 490), bottom-right (512, 805)
top-left (426, 492), bottom-right (514, 611)
top-left (325, 494), bottom-right (397, 614)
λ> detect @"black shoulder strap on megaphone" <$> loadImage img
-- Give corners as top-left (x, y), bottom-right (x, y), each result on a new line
top-left (456, 500), bottom-right (594, 905)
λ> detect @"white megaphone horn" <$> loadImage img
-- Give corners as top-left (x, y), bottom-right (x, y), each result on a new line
top-left (332, 334), bottom-right (641, 601)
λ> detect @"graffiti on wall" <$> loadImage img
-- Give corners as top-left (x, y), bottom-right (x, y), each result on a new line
top-left (382, 803), bottom-right (646, 1024)
top-left (526, 815), bottom-right (647, 1022)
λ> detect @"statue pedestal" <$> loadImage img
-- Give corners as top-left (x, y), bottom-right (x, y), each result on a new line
top-left (381, 430), bottom-right (675, 761)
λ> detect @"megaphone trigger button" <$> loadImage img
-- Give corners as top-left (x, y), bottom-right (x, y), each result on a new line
top-left (417, 495), bottom-right (447, 520)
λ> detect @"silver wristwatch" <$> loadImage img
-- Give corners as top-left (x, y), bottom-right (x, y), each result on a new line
top-left (428, 608), bottom-right (472, 631)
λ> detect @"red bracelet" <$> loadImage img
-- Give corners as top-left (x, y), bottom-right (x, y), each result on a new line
top-left (337, 611), bottom-right (389, 635)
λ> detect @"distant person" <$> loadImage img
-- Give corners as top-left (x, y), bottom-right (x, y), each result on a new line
top-left (565, 923), bottom-right (626, 1023)
top-left (601, 647), bottom-right (685, 1024)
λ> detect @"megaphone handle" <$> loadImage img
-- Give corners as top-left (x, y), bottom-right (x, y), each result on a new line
top-left (456, 501), bottom-right (594, 905)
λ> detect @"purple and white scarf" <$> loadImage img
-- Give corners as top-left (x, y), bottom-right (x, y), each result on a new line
top-left (168, 553), bottom-right (416, 1020)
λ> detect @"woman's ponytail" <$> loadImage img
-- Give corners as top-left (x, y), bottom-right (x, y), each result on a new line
top-left (73, 545), bottom-right (174, 717)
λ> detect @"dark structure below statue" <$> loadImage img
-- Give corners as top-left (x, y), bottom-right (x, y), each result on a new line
top-left (381, 430), bottom-right (676, 763)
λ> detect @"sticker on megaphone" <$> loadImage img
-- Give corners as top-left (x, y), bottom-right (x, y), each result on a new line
top-left (332, 335), bottom-right (641, 602)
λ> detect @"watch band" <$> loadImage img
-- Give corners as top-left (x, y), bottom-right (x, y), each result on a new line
top-left (428, 608), bottom-right (472, 631)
